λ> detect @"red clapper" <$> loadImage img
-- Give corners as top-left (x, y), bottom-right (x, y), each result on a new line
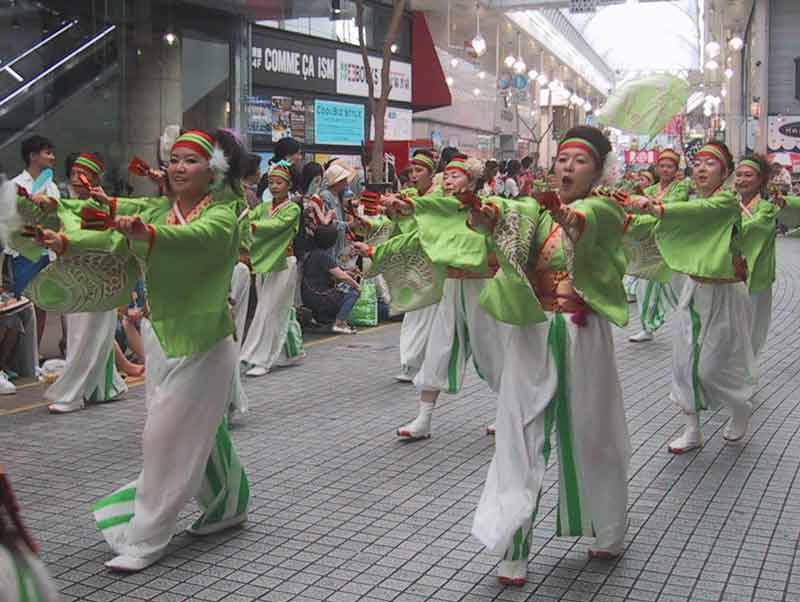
top-left (128, 156), bottom-right (152, 177)
top-left (534, 191), bottom-right (562, 212)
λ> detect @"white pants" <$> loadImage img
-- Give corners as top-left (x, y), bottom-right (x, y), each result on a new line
top-left (240, 258), bottom-right (304, 371)
top-left (399, 305), bottom-right (438, 378)
top-left (45, 311), bottom-right (126, 405)
top-left (230, 262), bottom-right (251, 344)
top-left (750, 287), bottom-right (772, 358)
top-left (413, 278), bottom-right (509, 394)
top-left (93, 322), bottom-right (246, 558)
top-left (0, 543), bottom-right (60, 602)
top-left (671, 280), bottom-right (757, 416)
top-left (473, 313), bottom-right (629, 558)
top-left (229, 262), bottom-right (251, 414)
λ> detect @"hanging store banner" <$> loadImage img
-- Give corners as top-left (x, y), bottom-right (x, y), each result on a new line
top-left (336, 50), bottom-right (412, 103)
top-left (251, 28), bottom-right (337, 94)
top-left (314, 100), bottom-right (365, 146)
top-left (768, 116), bottom-right (800, 152)
top-left (370, 106), bottom-right (413, 141)
top-left (625, 150), bottom-right (661, 165)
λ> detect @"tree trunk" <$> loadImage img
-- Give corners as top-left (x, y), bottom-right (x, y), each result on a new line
top-left (356, 0), bottom-right (406, 184)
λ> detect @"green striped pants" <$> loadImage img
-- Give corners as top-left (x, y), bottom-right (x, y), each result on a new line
top-left (636, 279), bottom-right (679, 334)
top-left (92, 324), bottom-right (249, 559)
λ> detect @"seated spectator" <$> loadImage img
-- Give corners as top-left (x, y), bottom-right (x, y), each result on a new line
top-left (301, 224), bottom-right (361, 335)
top-left (114, 280), bottom-right (146, 377)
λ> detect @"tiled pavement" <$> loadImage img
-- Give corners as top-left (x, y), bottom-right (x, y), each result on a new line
top-left (3, 239), bottom-right (800, 602)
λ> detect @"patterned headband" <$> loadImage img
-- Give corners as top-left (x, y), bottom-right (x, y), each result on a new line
top-left (695, 144), bottom-right (730, 172)
top-left (411, 153), bottom-right (435, 172)
top-left (73, 153), bottom-right (104, 176)
top-left (738, 159), bottom-right (762, 174)
top-left (558, 138), bottom-right (600, 163)
top-left (172, 130), bottom-right (215, 159)
top-left (269, 160), bottom-right (293, 184)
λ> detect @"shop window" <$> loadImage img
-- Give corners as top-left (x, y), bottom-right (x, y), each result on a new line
top-left (181, 35), bottom-right (231, 131)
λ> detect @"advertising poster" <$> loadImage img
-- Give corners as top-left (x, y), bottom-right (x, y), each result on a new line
top-left (314, 100), bottom-right (365, 146)
top-left (271, 96), bottom-right (293, 142)
top-left (246, 97), bottom-right (272, 137)
top-left (290, 99), bottom-right (306, 143)
top-left (370, 106), bottom-right (413, 141)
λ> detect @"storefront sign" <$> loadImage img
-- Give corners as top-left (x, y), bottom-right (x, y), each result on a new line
top-left (370, 107), bottom-right (413, 141)
top-left (625, 150), bottom-right (660, 165)
top-left (251, 28), bottom-right (337, 94)
top-left (315, 100), bottom-right (365, 146)
top-left (768, 116), bottom-right (800, 151)
top-left (336, 50), bottom-right (412, 103)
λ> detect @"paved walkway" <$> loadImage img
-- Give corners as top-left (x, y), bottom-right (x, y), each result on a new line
top-left (3, 239), bottom-right (800, 602)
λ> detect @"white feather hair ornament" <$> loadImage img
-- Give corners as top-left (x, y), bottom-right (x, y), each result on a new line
top-left (208, 145), bottom-right (230, 191)
top-left (597, 150), bottom-right (621, 189)
top-left (159, 125), bottom-right (181, 163)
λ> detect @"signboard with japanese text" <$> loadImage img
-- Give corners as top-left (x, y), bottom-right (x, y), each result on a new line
top-left (370, 107), bottom-right (413, 141)
top-left (336, 50), bottom-right (412, 103)
top-left (314, 100), bottom-right (365, 146)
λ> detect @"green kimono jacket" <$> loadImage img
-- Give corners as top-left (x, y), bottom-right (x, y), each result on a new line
top-left (654, 189), bottom-right (742, 280)
top-left (740, 195), bottom-right (800, 293)
top-left (249, 200), bottom-right (301, 274)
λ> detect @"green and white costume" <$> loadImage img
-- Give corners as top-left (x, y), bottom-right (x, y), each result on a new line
top-left (472, 196), bottom-right (630, 562)
top-left (653, 190), bottom-right (757, 418)
top-left (628, 179), bottom-right (690, 334)
top-left (240, 199), bottom-right (305, 373)
top-left (740, 194), bottom-right (800, 356)
top-left (78, 195), bottom-right (250, 561)
top-left (0, 542), bottom-right (60, 602)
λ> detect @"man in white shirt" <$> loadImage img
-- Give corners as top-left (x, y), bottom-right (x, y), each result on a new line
top-left (11, 135), bottom-right (60, 199)
top-left (9, 135), bottom-right (60, 349)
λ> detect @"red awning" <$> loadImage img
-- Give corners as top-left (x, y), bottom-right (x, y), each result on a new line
top-left (411, 11), bottom-right (452, 112)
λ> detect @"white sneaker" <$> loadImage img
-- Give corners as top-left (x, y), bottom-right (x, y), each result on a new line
top-left (0, 373), bottom-right (15, 395)
top-left (723, 411), bottom-right (750, 442)
top-left (668, 412), bottom-right (703, 454)
top-left (187, 512), bottom-right (247, 536)
top-left (497, 560), bottom-right (527, 586)
top-left (332, 324), bottom-right (357, 334)
top-left (629, 330), bottom-right (654, 343)
top-left (105, 550), bottom-right (164, 573)
top-left (245, 365), bottom-right (268, 377)
top-left (395, 373), bottom-right (414, 383)
top-left (48, 400), bottom-right (85, 414)
top-left (397, 402), bottom-right (434, 440)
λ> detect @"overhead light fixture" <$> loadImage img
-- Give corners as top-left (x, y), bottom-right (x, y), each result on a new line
top-left (595, 108), bottom-right (602, 117)
top-left (527, 69), bottom-right (538, 80)
top-left (473, 87), bottom-right (481, 96)
top-left (478, 70), bottom-right (486, 79)
top-left (584, 102), bottom-right (592, 111)
top-left (450, 57), bottom-right (459, 68)
top-left (445, 76), bottom-right (454, 86)
top-left (705, 41), bottom-right (720, 58)
top-left (513, 59), bottom-right (526, 74)
top-left (504, 53), bottom-right (516, 68)
top-left (721, 87), bottom-right (728, 97)
top-left (724, 67), bottom-right (734, 79)
top-left (729, 34), bottom-right (744, 51)
top-left (164, 26), bottom-right (178, 46)
top-left (705, 59), bottom-right (719, 70)
top-left (471, 4), bottom-right (486, 57)
top-left (390, 43), bottom-right (397, 53)
top-left (537, 73), bottom-right (548, 86)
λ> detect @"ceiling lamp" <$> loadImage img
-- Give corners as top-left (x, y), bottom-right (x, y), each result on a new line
top-left (445, 76), bottom-right (454, 86)
top-left (471, 4), bottom-right (487, 57)
top-left (528, 69), bottom-right (538, 80)
top-left (513, 59), bottom-right (526, 74)
top-left (724, 67), bottom-right (734, 79)
top-left (537, 73), bottom-right (548, 86)
top-left (570, 93), bottom-right (579, 103)
top-left (705, 41), bottom-right (721, 58)
top-left (450, 57), bottom-right (459, 68)
top-left (705, 59), bottom-right (719, 70)
top-left (729, 34), bottom-right (744, 51)
top-left (478, 71), bottom-right (486, 80)
top-left (721, 87), bottom-right (728, 97)
top-left (583, 102), bottom-right (592, 112)
top-left (504, 53), bottom-right (516, 68)
top-left (473, 88), bottom-right (481, 96)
